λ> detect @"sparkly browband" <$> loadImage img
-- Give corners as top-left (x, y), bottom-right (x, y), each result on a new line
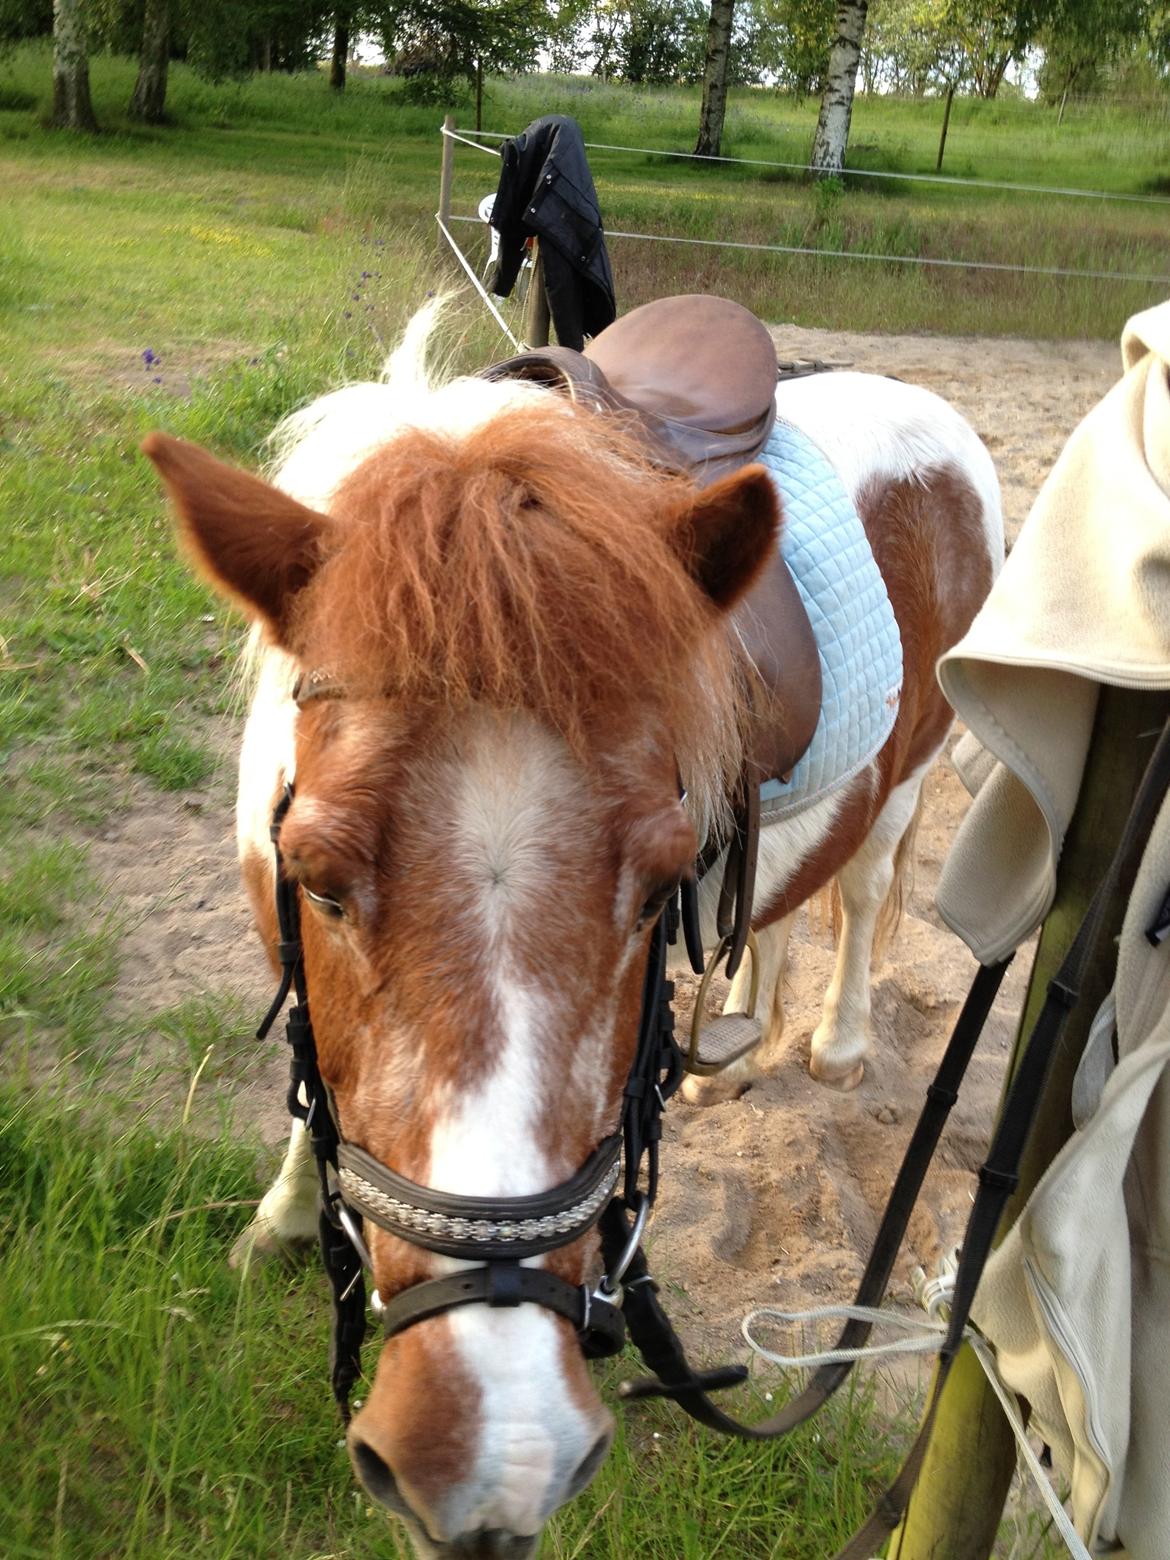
top-left (336, 1135), bottom-right (623, 1261)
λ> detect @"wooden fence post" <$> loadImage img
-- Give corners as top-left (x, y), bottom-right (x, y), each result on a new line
top-left (523, 239), bottom-right (551, 348)
top-left (437, 112), bottom-right (455, 259)
top-left (888, 683), bottom-right (1170, 1560)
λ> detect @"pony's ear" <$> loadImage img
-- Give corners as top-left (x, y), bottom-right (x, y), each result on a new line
top-left (141, 432), bottom-right (331, 638)
top-left (671, 465), bottom-right (779, 613)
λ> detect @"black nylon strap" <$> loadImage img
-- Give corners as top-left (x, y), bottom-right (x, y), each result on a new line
top-left (679, 876), bottom-right (706, 975)
top-left (622, 916), bottom-right (684, 1207)
top-left (260, 784), bottom-right (368, 1419)
top-left (615, 954), bottom-right (1011, 1434)
top-left (831, 715), bottom-right (1170, 1560)
top-left (319, 1205), bottom-right (366, 1424)
top-left (379, 1265), bottom-right (627, 1359)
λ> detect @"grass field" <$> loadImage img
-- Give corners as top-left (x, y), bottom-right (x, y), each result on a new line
top-left (0, 1071), bottom-right (913, 1560)
top-left (0, 41), bottom-right (1143, 1557)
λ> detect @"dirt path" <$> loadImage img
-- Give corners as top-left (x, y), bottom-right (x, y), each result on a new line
top-left (96, 328), bottom-right (1121, 1351)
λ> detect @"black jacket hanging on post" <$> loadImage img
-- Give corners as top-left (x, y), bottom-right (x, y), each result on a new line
top-left (487, 114), bottom-right (617, 350)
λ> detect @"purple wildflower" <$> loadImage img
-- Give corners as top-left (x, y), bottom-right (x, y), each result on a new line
top-left (142, 348), bottom-right (156, 367)
top-left (152, 375), bottom-right (162, 384)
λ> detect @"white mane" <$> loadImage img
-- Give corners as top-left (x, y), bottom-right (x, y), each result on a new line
top-left (265, 297), bottom-right (548, 512)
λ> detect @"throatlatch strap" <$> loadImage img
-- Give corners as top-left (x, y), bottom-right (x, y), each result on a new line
top-left (830, 715), bottom-right (1170, 1560)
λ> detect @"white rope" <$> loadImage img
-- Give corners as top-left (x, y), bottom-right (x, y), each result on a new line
top-left (444, 211), bottom-right (1167, 286)
top-left (451, 125), bottom-right (1170, 206)
top-left (440, 123), bottom-right (502, 158)
top-left (743, 1265), bottom-right (1093, 1560)
top-left (434, 213), bottom-right (521, 351)
top-left (743, 1303), bottom-right (948, 1369)
top-left (602, 226), bottom-right (1170, 287)
top-left (969, 1334), bottom-right (1094, 1560)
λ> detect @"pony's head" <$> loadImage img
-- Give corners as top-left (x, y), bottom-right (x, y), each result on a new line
top-left (145, 359), bottom-right (777, 1557)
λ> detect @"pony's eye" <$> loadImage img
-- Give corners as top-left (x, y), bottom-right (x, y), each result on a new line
top-left (302, 885), bottom-right (345, 920)
top-left (636, 878), bottom-right (679, 930)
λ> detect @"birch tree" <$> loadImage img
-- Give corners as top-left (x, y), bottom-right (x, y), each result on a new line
top-left (51, 0), bottom-right (98, 130)
top-left (694, 0), bottom-right (734, 156)
top-left (129, 0), bottom-right (170, 121)
top-left (810, 0), bottom-right (867, 174)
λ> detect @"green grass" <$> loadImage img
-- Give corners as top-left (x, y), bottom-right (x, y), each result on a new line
top-left (0, 1070), bottom-right (910, 1560)
top-left (0, 45), bottom-right (1138, 1557)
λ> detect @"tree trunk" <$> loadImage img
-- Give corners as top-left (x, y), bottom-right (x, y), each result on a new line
top-left (935, 79), bottom-right (956, 171)
top-left (975, 49), bottom-right (1012, 98)
top-left (811, 0), bottom-right (868, 177)
top-left (51, 0), bottom-right (98, 131)
top-left (475, 56), bottom-right (483, 132)
top-left (330, 12), bottom-right (348, 90)
top-left (129, 0), bottom-right (170, 123)
top-left (693, 0), bottom-right (734, 158)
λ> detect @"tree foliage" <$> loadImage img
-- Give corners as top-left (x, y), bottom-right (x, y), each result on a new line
top-left (381, 0), bottom-right (552, 81)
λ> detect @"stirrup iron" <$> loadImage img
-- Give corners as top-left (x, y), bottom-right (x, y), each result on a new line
top-left (686, 929), bottom-right (763, 1075)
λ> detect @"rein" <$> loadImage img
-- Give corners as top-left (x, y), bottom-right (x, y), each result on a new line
top-left (255, 669), bottom-right (1170, 1556)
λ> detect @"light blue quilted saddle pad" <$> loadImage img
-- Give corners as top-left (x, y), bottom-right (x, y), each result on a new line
top-left (752, 418), bottom-right (902, 823)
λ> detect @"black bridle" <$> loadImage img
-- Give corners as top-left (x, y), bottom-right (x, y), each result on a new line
top-left (255, 700), bottom-right (1170, 1560)
top-left (256, 779), bottom-right (690, 1418)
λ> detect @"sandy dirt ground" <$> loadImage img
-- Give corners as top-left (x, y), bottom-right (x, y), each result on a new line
top-left (95, 327), bottom-right (1121, 1364)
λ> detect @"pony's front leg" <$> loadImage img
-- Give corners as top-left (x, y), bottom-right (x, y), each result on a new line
top-left (809, 769), bottom-right (925, 1090)
top-left (681, 913), bottom-right (794, 1106)
top-left (229, 1117), bottom-right (320, 1269)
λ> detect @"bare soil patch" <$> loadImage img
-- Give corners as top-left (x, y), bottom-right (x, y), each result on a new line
top-left (92, 328), bottom-right (1119, 1353)
top-left (768, 323), bottom-right (1119, 545)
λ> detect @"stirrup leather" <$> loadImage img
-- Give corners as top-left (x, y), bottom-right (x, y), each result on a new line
top-left (686, 929), bottom-right (763, 1075)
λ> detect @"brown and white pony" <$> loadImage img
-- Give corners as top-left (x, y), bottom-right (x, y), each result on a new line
top-left (144, 304), bottom-right (1001, 1559)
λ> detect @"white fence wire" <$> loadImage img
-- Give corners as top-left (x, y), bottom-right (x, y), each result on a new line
top-left (440, 124), bottom-right (1170, 288)
top-left (445, 122), bottom-right (1170, 206)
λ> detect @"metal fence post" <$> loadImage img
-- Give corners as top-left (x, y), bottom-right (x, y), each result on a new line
top-left (888, 684), bottom-right (1170, 1560)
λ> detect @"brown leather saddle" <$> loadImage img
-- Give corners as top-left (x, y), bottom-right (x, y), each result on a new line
top-left (482, 294), bottom-right (822, 788)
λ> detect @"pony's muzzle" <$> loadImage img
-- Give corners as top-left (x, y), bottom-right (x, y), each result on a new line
top-left (350, 1421), bottom-right (613, 1555)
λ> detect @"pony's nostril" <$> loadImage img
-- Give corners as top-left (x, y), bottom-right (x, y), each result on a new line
top-left (350, 1434), bottom-right (401, 1509)
top-left (567, 1428), bottom-right (613, 1500)
top-left (450, 1532), bottom-right (537, 1558)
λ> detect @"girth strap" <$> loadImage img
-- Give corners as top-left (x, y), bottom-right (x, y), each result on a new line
top-left (379, 1264), bottom-right (626, 1360)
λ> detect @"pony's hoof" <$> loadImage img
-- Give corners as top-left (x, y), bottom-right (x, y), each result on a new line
top-left (229, 1222), bottom-right (312, 1273)
top-left (809, 1054), bottom-right (865, 1092)
top-left (681, 1069), bottom-right (753, 1107)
